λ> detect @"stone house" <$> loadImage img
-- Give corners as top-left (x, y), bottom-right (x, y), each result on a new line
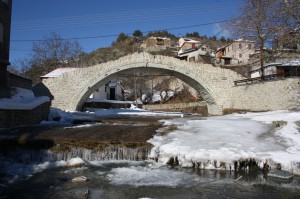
top-left (216, 39), bottom-right (255, 65)
top-left (140, 37), bottom-right (173, 51)
top-left (177, 38), bottom-right (210, 63)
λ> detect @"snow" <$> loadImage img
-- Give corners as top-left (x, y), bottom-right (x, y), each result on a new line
top-left (281, 59), bottom-right (300, 66)
top-left (85, 99), bottom-right (138, 104)
top-left (46, 106), bottom-right (186, 125)
top-left (40, 67), bottom-right (78, 78)
top-left (0, 87), bottom-right (50, 110)
top-left (148, 110), bottom-right (300, 174)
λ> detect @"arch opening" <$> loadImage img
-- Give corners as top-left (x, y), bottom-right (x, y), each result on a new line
top-left (75, 67), bottom-right (216, 112)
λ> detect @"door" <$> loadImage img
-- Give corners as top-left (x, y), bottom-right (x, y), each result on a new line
top-left (110, 87), bottom-right (115, 100)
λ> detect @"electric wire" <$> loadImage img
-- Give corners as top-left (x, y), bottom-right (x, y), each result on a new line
top-left (12, 4), bottom-right (237, 31)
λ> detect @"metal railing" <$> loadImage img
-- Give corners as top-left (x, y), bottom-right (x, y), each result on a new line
top-left (234, 74), bottom-right (286, 86)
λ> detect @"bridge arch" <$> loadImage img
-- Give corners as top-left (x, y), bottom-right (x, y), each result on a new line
top-left (42, 52), bottom-right (243, 115)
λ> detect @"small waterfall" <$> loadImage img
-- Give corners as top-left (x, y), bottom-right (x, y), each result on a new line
top-left (1, 144), bottom-right (152, 164)
top-left (50, 145), bottom-right (151, 161)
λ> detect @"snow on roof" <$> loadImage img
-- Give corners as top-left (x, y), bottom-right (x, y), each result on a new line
top-left (234, 39), bottom-right (255, 43)
top-left (40, 68), bottom-right (78, 78)
top-left (281, 59), bottom-right (300, 66)
top-left (0, 87), bottom-right (50, 110)
top-left (107, 81), bottom-right (121, 88)
top-left (149, 37), bottom-right (171, 40)
top-left (250, 60), bottom-right (300, 72)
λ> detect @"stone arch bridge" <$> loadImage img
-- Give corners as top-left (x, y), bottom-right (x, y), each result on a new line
top-left (42, 52), bottom-right (299, 115)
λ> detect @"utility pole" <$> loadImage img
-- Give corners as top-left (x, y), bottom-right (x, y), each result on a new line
top-left (134, 72), bottom-right (137, 105)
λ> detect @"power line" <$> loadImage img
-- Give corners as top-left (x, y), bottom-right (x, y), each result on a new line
top-left (12, 3), bottom-right (236, 30)
top-left (10, 19), bottom-right (231, 43)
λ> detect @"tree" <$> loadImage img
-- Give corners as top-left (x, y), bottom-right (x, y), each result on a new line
top-left (220, 36), bottom-right (226, 42)
top-left (116, 32), bottom-right (130, 43)
top-left (15, 32), bottom-right (83, 82)
top-left (186, 32), bottom-right (200, 38)
top-left (133, 30), bottom-right (143, 38)
top-left (227, 0), bottom-right (300, 72)
top-left (146, 31), bottom-right (177, 40)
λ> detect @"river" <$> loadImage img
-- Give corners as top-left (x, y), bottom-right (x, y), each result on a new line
top-left (1, 110), bottom-right (300, 198)
top-left (1, 161), bottom-right (300, 199)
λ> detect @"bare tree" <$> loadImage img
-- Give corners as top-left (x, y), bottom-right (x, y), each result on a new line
top-left (273, 0), bottom-right (300, 50)
top-left (228, 0), bottom-right (281, 73)
top-left (15, 32), bottom-right (83, 82)
top-left (227, 0), bottom-right (300, 74)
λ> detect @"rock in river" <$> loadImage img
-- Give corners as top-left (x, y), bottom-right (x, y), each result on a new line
top-left (71, 176), bottom-right (88, 183)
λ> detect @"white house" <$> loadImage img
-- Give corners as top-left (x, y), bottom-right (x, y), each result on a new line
top-left (177, 38), bottom-right (209, 62)
top-left (91, 81), bottom-right (124, 101)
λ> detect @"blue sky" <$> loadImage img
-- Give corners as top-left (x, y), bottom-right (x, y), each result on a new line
top-left (10, 0), bottom-right (242, 63)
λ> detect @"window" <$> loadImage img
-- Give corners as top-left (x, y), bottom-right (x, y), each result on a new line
top-left (239, 43), bottom-right (242, 49)
top-left (0, 23), bottom-right (3, 46)
top-left (248, 44), bottom-right (252, 49)
top-left (239, 53), bottom-right (242, 58)
top-left (2, 0), bottom-right (8, 4)
top-left (227, 47), bottom-right (229, 52)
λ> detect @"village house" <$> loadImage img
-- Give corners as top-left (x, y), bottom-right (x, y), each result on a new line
top-left (90, 81), bottom-right (124, 101)
top-left (176, 38), bottom-right (210, 63)
top-left (250, 59), bottom-right (300, 78)
top-left (140, 37), bottom-right (173, 51)
top-left (216, 39), bottom-right (255, 65)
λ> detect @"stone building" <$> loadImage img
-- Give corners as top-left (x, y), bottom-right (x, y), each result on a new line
top-left (140, 37), bottom-right (174, 52)
top-left (216, 39), bottom-right (255, 65)
top-left (0, 0), bottom-right (12, 98)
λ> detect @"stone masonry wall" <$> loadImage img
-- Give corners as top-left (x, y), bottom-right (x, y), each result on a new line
top-left (42, 52), bottom-right (300, 115)
top-left (230, 78), bottom-right (300, 111)
top-left (43, 52), bottom-right (243, 115)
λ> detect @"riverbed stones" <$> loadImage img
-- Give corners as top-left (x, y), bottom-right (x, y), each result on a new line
top-left (71, 176), bottom-right (88, 183)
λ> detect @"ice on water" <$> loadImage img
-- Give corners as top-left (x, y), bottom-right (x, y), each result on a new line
top-left (149, 110), bottom-right (300, 173)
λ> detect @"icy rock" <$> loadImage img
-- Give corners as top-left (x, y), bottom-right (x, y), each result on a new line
top-left (67, 157), bottom-right (88, 167)
top-left (267, 169), bottom-right (293, 179)
top-left (71, 176), bottom-right (88, 183)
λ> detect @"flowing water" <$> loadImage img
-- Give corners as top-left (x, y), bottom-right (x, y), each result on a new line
top-left (1, 147), bottom-right (300, 199)
top-left (1, 114), bottom-right (300, 199)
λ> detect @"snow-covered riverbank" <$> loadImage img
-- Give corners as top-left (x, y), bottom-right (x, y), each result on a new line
top-left (44, 108), bottom-right (300, 174)
top-left (148, 110), bottom-right (300, 175)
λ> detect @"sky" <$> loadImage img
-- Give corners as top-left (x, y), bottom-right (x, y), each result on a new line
top-left (9, 0), bottom-right (243, 64)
